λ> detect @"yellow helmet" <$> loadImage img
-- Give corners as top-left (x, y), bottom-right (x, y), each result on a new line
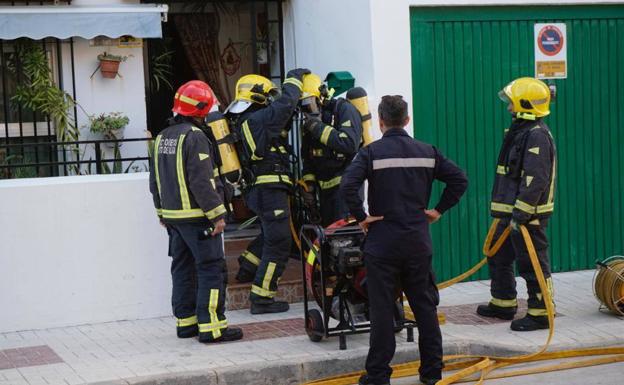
top-left (301, 73), bottom-right (322, 100)
top-left (499, 77), bottom-right (551, 118)
top-left (227, 74), bottom-right (278, 114)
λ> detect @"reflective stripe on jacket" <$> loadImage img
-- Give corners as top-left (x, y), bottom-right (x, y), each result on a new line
top-left (237, 77), bottom-right (302, 189)
top-left (490, 118), bottom-right (557, 222)
top-left (149, 118), bottom-right (226, 224)
top-left (302, 98), bottom-right (363, 190)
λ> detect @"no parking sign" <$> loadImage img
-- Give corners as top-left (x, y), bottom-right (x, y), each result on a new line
top-left (534, 23), bottom-right (567, 79)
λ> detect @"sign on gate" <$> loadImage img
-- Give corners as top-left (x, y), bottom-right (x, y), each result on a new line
top-left (534, 23), bottom-right (567, 79)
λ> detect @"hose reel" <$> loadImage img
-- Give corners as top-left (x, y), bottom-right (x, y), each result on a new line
top-left (594, 255), bottom-right (624, 316)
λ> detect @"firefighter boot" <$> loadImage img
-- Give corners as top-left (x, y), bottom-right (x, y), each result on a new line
top-left (250, 297), bottom-right (290, 314)
top-left (199, 327), bottom-right (244, 343)
top-left (176, 325), bottom-right (198, 339)
top-left (358, 374), bottom-right (390, 385)
top-left (235, 268), bottom-right (255, 283)
top-left (510, 315), bottom-right (549, 331)
top-left (476, 303), bottom-right (517, 320)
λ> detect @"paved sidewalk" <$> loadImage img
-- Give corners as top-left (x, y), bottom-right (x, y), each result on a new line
top-left (1, 270), bottom-right (623, 385)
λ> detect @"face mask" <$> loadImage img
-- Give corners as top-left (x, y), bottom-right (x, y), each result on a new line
top-left (300, 96), bottom-right (320, 114)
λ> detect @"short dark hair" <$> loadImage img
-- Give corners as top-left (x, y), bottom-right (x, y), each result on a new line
top-left (378, 95), bottom-right (408, 127)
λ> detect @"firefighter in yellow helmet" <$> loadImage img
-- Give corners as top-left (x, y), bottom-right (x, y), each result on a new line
top-left (477, 77), bottom-right (558, 331)
top-left (227, 69), bottom-right (310, 314)
top-left (299, 73), bottom-right (363, 226)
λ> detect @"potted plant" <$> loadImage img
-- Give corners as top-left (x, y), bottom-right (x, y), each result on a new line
top-left (97, 52), bottom-right (127, 78)
top-left (89, 112), bottom-right (129, 146)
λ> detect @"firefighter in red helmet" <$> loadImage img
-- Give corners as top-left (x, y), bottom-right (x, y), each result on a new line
top-left (149, 80), bottom-right (243, 343)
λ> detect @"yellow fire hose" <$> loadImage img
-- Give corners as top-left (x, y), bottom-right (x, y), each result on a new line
top-left (303, 219), bottom-right (624, 385)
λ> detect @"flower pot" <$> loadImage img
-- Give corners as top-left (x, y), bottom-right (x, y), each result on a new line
top-left (100, 59), bottom-right (120, 79)
top-left (103, 129), bottom-right (124, 148)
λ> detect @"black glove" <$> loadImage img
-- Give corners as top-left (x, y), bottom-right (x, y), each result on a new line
top-left (286, 68), bottom-right (311, 81)
top-left (303, 116), bottom-right (323, 133)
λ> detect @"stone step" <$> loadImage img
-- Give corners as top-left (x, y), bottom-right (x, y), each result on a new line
top-left (224, 234), bottom-right (304, 310)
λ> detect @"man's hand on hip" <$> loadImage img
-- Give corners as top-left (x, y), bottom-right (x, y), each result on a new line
top-left (425, 209), bottom-right (441, 224)
top-left (358, 215), bottom-right (384, 234)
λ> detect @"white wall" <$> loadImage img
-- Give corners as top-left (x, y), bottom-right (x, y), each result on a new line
top-left (283, 0), bottom-right (387, 140)
top-left (70, 38), bottom-right (149, 166)
top-left (0, 174), bottom-right (171, 333)
top-left (61, 0), bottom-right (150, 166)
top-left (284, 0), bottom-right (413, 139)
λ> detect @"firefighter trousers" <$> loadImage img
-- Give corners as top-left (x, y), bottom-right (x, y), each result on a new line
top-left (240, 186), bottom-right (292, 302)
top-left (365, 252), bottom-right (442, 383)
top-left (487, 219), bottom-right (554, 316)
top-left (168, 222), bottom-right (228, 340)
top-left (319, 185), bottom-right (349, 227)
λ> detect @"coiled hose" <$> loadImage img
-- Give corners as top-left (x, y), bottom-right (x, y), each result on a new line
top-left (594, 256), bottom-right (624, 316)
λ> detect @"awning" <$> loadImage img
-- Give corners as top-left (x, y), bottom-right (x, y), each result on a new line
top-left (0, 4), bottom-right (169, 40)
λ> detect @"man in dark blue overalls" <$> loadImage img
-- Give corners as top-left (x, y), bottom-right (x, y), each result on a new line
top-left (340, 96), bottom-right (468, 385)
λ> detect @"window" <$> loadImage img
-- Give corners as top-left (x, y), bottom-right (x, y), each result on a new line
top-left (0, 38), bottom-right (74, 178)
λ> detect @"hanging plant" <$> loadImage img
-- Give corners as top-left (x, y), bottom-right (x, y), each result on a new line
top-left (97, 52), bottom-right (128, 79)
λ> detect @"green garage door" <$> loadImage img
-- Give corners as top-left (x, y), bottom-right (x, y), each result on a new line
top-left (410, 6), bottom-right (624, 281)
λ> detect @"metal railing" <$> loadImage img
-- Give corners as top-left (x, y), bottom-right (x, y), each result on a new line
top-left (0, 137), bottom-right (152, 179)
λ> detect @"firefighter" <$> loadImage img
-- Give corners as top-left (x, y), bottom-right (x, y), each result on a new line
top-left (300, 74), bottom-right (363, 226)
top-left (148, 80), bottom-right (243, 343)
top-left (340, 95), bottom-right (468, 385)
top-left (477, 77), bottom-right (557, 332)
top-left (229, 68), bottom-right (310, 314)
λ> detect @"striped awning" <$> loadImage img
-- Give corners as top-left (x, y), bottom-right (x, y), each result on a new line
top-left (0, 4), bottom-right (168, 40)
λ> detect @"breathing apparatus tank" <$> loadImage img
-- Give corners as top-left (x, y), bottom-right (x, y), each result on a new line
top-left (346, 87), bottom-right (373, 146)
top-left (205, 111), bottom-right (242, 184)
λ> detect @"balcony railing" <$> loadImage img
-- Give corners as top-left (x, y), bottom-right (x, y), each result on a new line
top-left (0, 137), bottom-right (151, 179)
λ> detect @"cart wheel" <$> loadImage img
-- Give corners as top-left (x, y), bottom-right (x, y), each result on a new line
top-left (393, 301), bottom-right (405, 333)
top-left (306, 309), bottom-right (324, 342)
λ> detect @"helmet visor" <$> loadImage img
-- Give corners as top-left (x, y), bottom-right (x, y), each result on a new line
top-left (498, 89), bottom-right (511, 104)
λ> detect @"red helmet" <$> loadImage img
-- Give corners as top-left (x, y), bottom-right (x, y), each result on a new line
top-left (172, 80), bottom-right (216, 118)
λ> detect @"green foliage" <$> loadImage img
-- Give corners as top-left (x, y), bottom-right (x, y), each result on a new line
top-left (150, 49), bottom-right (174, 92)
top-left (97, 52), bottom-right (127, 62)
top-left (89, 112), bottom-right (129, 135)
top-left (0, 150), bottom-right (38, 179)
top-left (84, 142), bottom-right (139, 175)
top-left (11, 42), bottom-right (80, 143)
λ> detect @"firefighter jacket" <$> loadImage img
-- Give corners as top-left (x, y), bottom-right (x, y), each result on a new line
top-left (236, 77), bottom-right (303, 189)
top-left (301, 98), bottom-right (363, 191)
top-left (490, 118), bottom-right (557, 223)
top-left (149, 117), bottom-right (227, 224)
top-left (340, 127), bottom-right (468, 258)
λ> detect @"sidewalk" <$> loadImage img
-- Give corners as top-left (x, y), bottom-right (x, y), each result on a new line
top-left (1, 270), bottom-right (623, 385)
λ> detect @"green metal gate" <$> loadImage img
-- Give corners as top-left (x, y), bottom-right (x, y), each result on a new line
top-left (410, 6), bottom-right (624, 281)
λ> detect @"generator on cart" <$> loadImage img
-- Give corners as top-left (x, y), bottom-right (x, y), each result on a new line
top-left (300, 219), bottom-right (416, 350)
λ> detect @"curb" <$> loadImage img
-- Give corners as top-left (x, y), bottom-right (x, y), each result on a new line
top-left (88, 338), bottom-right (614, 385)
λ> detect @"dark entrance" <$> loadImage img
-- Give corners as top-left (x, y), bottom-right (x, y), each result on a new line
top-left (143, 1), bottom-right (285, 135)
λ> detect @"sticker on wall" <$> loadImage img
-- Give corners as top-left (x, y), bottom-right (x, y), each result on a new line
top-left (534, 23), bottom-right (567, 79)
top-left (118, 36), bottom-right (143, 49)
